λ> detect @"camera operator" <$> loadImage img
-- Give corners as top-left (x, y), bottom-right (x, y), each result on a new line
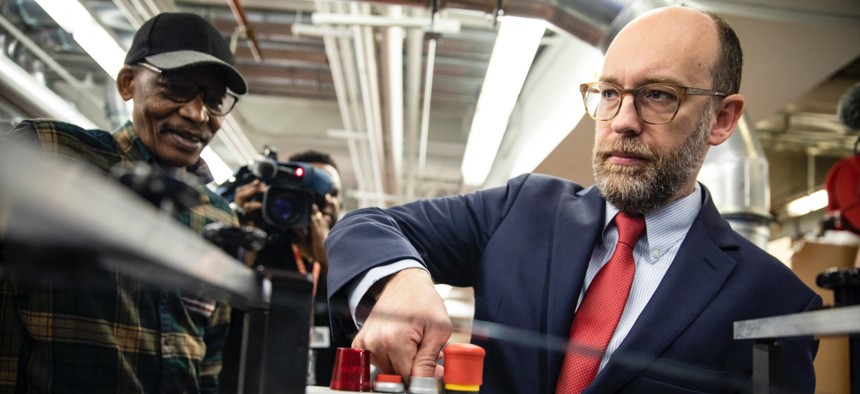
top-left (234, 151), bottom-right (341, 282)
top-left (220, 150), bottom-right (342, 390)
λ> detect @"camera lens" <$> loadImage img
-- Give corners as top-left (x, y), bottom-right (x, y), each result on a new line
top-left (269, 196), bottom-right (296, 222)
top-left (262, 185), bottom-right (314, 229)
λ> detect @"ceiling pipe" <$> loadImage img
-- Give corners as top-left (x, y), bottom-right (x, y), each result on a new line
top-left (313, 4), bottom-right (456, 204)
top-left (384, 6), bottom-right (406, 196)
top-left (350, 2), bottom-right (387, 206)
top-left (314, 1), bottom-right (373, 206)
top-left (311, 12), bottom-right (460, 32)
top-left (227, 0), bottom-right (264, 62)
top-left (329, 1), bottom-right (375, 206)
top-left (404, 13), bottom-right (424, 200)
top-left (417, 37), bottom-right (437, 184)
top-left (355, 0), bottom-right (676, 52)
top-left (333, 4), bottom-right (365, 145)
top-left (316, 2), bottom-right (371, 206)
top-left (292, 23), bottom-right (354, 38)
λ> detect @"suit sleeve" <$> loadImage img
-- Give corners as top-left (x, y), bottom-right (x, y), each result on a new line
top-left (325, 174), bottom-right (534, 336)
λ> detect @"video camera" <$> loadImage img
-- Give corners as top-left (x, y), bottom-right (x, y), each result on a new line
top-left (216, 155), bottom-right (334, 231)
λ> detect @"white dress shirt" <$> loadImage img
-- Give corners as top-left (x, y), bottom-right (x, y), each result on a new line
top-left (589, 186), bottom-right (701, 370)
top-left (347, 186), bottom-right (703, 372)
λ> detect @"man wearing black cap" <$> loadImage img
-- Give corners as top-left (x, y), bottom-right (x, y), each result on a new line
top-left (0, 12), bottom-right (247, 393)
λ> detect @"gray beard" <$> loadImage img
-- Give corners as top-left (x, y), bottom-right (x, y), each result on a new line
top-left (592, 107), bottom-right (713, 214)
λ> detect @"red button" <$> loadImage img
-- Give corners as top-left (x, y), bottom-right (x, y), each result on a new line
top-left (376, 374), bottom-right (402, 383)
top-left (330, 347), bottom-right (372, 391)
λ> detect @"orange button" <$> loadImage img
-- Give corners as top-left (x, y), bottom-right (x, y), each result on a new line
top-left (443, 343), bottom-right (486, 387)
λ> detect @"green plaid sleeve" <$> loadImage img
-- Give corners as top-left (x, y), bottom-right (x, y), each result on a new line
top-left (0, 281), bottom-right (23, 389)
top-left (200, 302), bottom-right (231, 393)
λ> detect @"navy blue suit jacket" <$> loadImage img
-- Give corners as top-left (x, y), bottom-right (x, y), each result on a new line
top-left (327, 174), bottom-right (821, 393)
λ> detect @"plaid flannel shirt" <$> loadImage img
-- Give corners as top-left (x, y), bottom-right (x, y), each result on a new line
top-left (0, 120), bottom-right (238, 393)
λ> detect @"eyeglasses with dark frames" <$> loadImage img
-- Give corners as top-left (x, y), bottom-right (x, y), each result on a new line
top-left (579, 81), bottom-right (728, 125)
top-left (138, 62), bottom-right (239, 116)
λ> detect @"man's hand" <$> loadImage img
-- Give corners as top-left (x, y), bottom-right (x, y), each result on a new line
top-left (234, 180), bottom-right (268, 227)
top-left (294, 204), bottom-right (330, 272)
top-left (352, 268), bottom-right (452, 383)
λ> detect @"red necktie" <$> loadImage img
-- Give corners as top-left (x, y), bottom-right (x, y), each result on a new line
top-left (556, 212), bottom-right (646, 393)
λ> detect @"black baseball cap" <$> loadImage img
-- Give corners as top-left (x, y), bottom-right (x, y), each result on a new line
top-left (124, 12), bottom-right (248, 95)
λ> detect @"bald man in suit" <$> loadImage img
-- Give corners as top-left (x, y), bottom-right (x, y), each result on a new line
top-left (326, 6), bottom-right (820, 393)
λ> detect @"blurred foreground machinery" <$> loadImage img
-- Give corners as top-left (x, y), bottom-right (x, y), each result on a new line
top-left (0, 140), bottom-right (313, 394)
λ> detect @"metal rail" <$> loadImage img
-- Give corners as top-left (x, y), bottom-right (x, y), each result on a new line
top-left (0, 140), bottom-right (268, 307)
top-left (734, 305), bottom-right (860, 340)
top-left (735, 305), bottom-right (860, 394)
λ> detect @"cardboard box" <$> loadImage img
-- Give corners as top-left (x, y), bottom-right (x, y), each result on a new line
top-left (790, 240), bottom-right (855, 394)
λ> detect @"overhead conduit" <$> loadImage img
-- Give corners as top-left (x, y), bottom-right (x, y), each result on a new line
top-left (361, 0), bottom-right (672, 51)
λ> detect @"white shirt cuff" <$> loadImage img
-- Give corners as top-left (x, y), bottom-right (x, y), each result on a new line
top-left (347, 259), bottom-right (426, 329)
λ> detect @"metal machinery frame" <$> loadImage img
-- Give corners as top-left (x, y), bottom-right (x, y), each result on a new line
top-left (735, 304), bottom-right (860, 393)
top-left (0, 141), bottom-right (313, 394)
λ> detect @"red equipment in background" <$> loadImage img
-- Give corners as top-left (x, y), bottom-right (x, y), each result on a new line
top-left (825, 154), bottom-right (860, 235)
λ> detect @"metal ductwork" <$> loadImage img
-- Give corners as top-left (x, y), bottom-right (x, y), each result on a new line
top-left (476, 0), bottom-right (677, 52)
top-left (698, 113), bottom-right (772, 248)
top-left (364, 0), bottom-right (677, 52)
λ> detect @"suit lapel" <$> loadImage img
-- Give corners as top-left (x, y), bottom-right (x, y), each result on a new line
top-left (545, 186), bottom-right (605, 389)
top-left (588, 193), bottom-right (740, 393)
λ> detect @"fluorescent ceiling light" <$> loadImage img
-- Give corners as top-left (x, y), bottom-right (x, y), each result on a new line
top-left (786, 189), bottom-right (828, 217)
top-left (506, 43), bottom-right (603, 180)
top-left (34, 0), bottom-right (125, 79)
top-left (461, 16), bottom-right (546, 186)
